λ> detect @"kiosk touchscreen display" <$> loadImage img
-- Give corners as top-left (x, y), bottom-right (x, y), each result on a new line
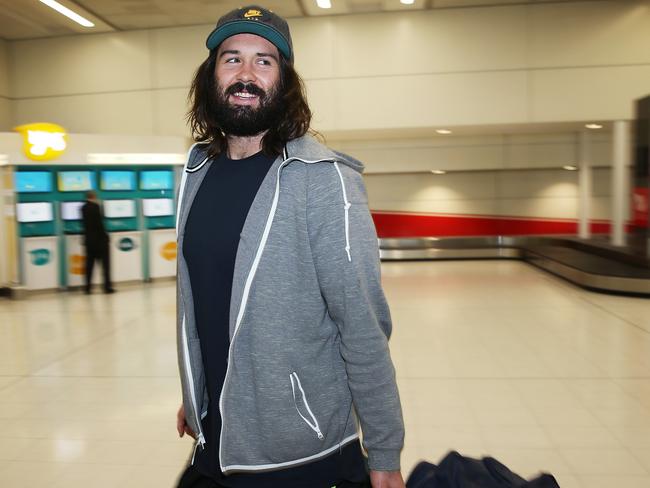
top-left (103, 200), bottom-right (136, 218)
top-left (142, 198), bottom-right (174, 217)
top-left (14, 172), bottom-right (53, 193)
top-left (101, 171), bottom-right (136, 191)
top-left (140, 171), bottom-right (173, 190)
top-left (58, 171), bottom-right (94, 192)
top-left (61, 201), bottom-right (85, 221)
top-left (16, 202), bottom-right (54, 223)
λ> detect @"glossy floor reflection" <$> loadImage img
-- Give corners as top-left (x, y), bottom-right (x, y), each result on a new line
top-left (1, 261), bottom-right (650, 487)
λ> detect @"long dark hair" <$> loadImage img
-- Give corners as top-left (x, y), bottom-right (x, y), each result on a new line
top-left (187, 50), bottom-right (312, 158)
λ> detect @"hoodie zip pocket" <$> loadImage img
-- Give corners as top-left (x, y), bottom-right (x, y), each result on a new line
top-left (290, 372), bottom-right (324, 440)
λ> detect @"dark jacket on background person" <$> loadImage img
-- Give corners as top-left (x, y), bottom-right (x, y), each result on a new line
top-left (175, 135), bottom-right (404, 475)
top-left (406, 451), bottom-right (560, 488)
top-left (81, 200), bottom-right (108, 250)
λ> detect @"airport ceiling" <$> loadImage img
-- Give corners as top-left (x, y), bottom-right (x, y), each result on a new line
top-left (1, 0), bottom-right (592, 41)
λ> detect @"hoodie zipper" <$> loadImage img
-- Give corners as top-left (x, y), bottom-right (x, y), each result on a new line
top-left (181, 314), bottom-right (206, 453)
top-left (218, 154), bottom-right (345, 470)
top-left (218, 153), bottom-right (354, 471)
top-left (290, 372), bottom-right (325, 440)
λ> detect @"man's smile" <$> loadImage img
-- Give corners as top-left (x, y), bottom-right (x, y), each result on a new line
top-left (228, 87), bottom-right (261, 105)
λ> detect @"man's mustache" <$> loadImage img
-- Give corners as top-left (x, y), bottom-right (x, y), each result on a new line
top-left (225, 82), bottom-right (266, 98)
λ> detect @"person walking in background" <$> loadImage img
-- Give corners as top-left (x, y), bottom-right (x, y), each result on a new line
top-left (81, 190), bottom-right (114, 294)
top-left (174, 5), bottom-right (404, 488)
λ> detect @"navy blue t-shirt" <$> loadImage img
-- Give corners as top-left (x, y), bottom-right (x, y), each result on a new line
top-left (182, 150), bottom-right (367, 488)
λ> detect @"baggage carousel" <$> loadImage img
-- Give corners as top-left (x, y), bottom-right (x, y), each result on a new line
top-left (379, 236), bottom-right (650, 296)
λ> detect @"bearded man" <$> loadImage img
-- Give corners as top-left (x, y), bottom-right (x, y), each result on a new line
top-left (174, 6), bottom-right (404, 488)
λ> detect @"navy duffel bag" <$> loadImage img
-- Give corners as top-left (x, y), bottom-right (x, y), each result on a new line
top-left (407, 451), bottom-right (559, 488)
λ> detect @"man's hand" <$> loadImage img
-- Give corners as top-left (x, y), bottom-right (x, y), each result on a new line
top-left (176, 404), bottom-right (196, 439)
top-left (370, 470), bottom-right (405, 488)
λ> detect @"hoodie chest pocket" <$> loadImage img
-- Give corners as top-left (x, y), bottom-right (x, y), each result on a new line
top-left (290, 372), bottom-right (324, 440)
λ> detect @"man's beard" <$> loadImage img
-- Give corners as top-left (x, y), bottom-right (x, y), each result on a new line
top-left (213, 80), bottom-right (284, 137)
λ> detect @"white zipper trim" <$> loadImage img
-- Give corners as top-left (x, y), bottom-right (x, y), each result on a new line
top-left (222, 433), bottom-right (359, 473)
top-left (290, 372), bottom-right (324, 440)
top-left (332, 162), bottom-right (352, 262)
top-left (181, 314), bottom-right (206, 451)
top-left (175, 142), bottom-right (207, 236)
top-left (177, 143), bottom-right (208, 453)
top-left (218, 154), bottom-right (352, 471)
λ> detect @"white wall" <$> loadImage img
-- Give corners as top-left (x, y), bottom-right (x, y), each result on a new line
top-left (6, 1), bottom-right (650, 137)
top-left (332, 132), bottom-right (613, 173)
top-left (336, 131), bottom-right (627, 224)
top-left (0, 39), bottom-right (11, 132)
top-left (364, 167), bottom-right (619, 222)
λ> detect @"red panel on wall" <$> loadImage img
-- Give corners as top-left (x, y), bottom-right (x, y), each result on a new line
top-left (370, 211), bottom-right (613, 238)
top-left (632, 187), bottom-right (649, 229)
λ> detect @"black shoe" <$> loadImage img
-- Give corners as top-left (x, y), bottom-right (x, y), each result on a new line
top-left (84, 289), bottom-right (91, 295)
top-left (104, 288), bottom-right (115, 294)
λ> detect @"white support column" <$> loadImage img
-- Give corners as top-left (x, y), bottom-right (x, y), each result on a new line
top-left (611, 120), bottom-right (630, 246)
top-left (578, 131), bottom-right (592, 239)
top-left (0, 166), bottom-right (6, 286)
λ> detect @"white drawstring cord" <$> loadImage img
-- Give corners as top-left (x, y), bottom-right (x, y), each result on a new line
top-left (333, 162), bottom-right (352, 262)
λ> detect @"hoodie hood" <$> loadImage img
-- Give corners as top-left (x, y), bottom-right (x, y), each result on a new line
top-left (285, 135), bottom-right (365, 174)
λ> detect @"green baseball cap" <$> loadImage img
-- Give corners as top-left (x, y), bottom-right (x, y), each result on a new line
top-left (206, 5), bottom-right (293, 63)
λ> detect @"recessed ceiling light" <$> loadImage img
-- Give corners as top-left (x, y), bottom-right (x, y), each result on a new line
top-left (400, 0), bottom-right (416, 4)
top-left (316, 0), bottom-right (332, 8)
top-left (585, 123), bottom-right (603, 130)
top-left (39, 0), bottom-right (95, 27)
top-left (436, 129), bottom-right (452, 135)
top-left (431, 170), bottom-right (446, 175)
top-left (563, 165), bottom-right (578, 171)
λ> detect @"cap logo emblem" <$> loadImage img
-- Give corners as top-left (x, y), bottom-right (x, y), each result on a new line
top-left (243, 9), bottom-right (263, 18)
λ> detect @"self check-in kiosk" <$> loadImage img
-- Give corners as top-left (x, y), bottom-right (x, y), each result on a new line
top-left (14, 171), bottom-right (59, 290)
top-left (140, 170), bottom-right (177, 280)
top-left (2, 130), bottom-right (186, 292)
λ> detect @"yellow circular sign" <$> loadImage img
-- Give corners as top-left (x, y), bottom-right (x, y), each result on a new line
top-left (160, 241), bottom-right (177, 261)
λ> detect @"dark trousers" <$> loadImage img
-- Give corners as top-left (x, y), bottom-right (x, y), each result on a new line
top-left (85, 244), bottom-right (112, 292)
top-left (176, 465), bottom-right (371, 488)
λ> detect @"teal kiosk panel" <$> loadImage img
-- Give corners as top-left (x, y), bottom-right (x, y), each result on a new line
top-left (57, 169), bottom-right (95, 234)
top-left (14, 170), bottom-right (57, 237)
top-left (139, 169), bottom-right (176, 229)
top-left (14, 169), bottom-right (59, 289)
top-left (99, 170), bottom-right (138, 232)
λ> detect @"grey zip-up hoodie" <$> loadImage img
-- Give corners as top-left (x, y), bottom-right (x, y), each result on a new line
top-left (176, 134), bottom-right (404, 474)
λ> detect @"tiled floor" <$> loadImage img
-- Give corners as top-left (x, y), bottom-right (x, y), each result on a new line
top-left (1, 260), bottom-right (650, 487)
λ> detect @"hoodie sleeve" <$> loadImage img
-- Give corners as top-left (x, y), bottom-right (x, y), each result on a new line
top-left (306, 162), bottom-right (404, 472)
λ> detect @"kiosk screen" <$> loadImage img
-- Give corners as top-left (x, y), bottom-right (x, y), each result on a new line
top-left (16, 202), bottom-right (54, 223)
top-left (103, 200), bottom-right (136, 218)
top-left (140, 171), bottom-right (173, 190)
top-left (101, 171), bottom-right (136, 191)
top-left (61, 201), bottom-right (85, 221)
top-left (15, 172), bottom-right (53, 193)
top-left (58, 171), bottom-right (94, 192)
top-left (142, 198), bottom-right (174, 217)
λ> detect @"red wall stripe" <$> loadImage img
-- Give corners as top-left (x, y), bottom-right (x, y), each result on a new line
top-left (370, 211), bottom-right (614, 238)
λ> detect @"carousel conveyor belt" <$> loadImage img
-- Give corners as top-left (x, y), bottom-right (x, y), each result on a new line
top-left (378, 236), bottom-right (650, 296)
